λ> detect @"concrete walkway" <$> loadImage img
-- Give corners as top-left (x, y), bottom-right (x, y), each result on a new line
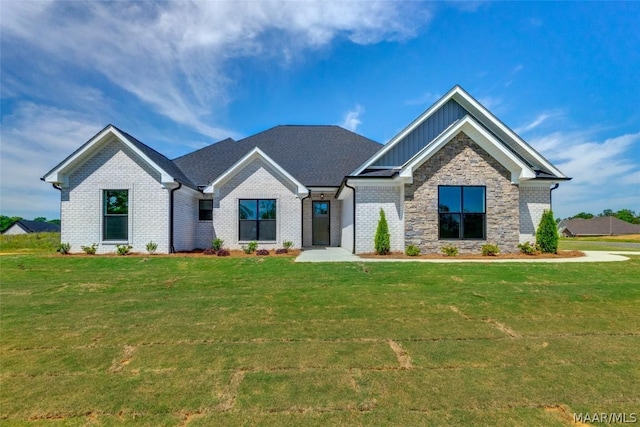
top-left (295, 247), bottom-right (640, 263)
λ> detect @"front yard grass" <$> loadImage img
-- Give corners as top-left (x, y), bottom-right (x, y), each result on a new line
top-left (1, 255), bottom-right (639, 425)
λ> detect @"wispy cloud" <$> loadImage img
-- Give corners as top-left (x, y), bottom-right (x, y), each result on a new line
top-left (340, 105), bottom-right (364, 132)
top-left (530, 130), bottom-right (640, 216)
top-left (404, 92), bottom-right (440, 106)
top-left (0, 103), bottom-right (102, 218)
top-left (1, 1), bottom-right (428, 139)
top-left (515, 110), bottom-right (564, 134)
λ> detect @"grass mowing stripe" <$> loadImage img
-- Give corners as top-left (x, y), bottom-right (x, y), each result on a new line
top-left (1, 255), bottom-right (638, 424)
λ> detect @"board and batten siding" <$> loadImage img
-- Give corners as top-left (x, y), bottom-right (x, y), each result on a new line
top-left (373, 99), bottom-right (467, 167)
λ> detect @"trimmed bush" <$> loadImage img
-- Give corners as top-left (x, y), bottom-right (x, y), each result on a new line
top-left (81, 243), bottom-right (97, 255)
top-left (116, 244), bottom-right (132, 256)
top-left (242, 241), bottom-right (258, 254)
top-left (146, 241), bottom-right (158, 254)
top-left (275, 248), bottom-right (288, 254)
top-left (203, 248), bottom-right (216, 255)
top-left (441, 244), bottom-right (458, 257)
top-left (216, 249), bottom-right (230, 257)
top-left (536, 209), bottom-right (559, 254)
top-left (57, 242), bottom-right (71, 255)
top-left (517, 241), bottom-right (538, 255)
top-left (256, 249), bottom-right (270, 256)
top-left (481, 243), bottom-right (500, 256)
top-left (212, 238), bottom-right (224, 251)
top-left (374, 208), bottom-right (391, 255)
top-left (405, 245), bottom-right (421, 256)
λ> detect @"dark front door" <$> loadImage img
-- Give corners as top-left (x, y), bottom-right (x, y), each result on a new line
top-left (312, 201), bottom-right (330, 245)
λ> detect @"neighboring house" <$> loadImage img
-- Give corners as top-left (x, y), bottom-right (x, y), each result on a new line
top-left (2, 219), bottom-right (61, 235)
top-left (558, 217), bottom-right (640, 237)
top-left (42, 86), bottom-right (570, 254)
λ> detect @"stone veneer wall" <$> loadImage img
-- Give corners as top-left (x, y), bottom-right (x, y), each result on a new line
top-left (404, 132), bottom-right (520, 254)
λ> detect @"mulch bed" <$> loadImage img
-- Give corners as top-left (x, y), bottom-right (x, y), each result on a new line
top-left (359, 250), bottom-right (585, 260)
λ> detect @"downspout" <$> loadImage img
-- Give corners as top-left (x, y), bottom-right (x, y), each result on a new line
top-left (169, 182), bottom-right (182, 253)
top-left (344, 180), bottom-right (356, 254)
top-left (300, 190), bottom-right (311, 249)
top-left (549, 183), bottom-right (559, 211)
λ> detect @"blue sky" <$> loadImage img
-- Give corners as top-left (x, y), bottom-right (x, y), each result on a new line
top-left (1, 1), bottom-right (639, 220)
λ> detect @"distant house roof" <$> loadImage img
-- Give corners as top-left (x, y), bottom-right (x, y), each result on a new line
top-left (558, 217), bottom-right (640, 236)
top-left (173, 125), bottom-right (382, 187)
top-left (6, 220), bottom-right (61, 234)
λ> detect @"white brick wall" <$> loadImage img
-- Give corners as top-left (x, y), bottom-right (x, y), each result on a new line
top-left (354, 184), bottom-right (404, 254)
top-left (340, 189), bottom-right (354, 253)
top-left (302, 191), bottom-right (342, 247)
top-left (519, 184), bottom-right (551, 243)
top-left (61, 137), bottom-right (170, 254)
top-left (195, 194), bottom-right (214, 250)
top-left (172, 188), bottom-right (196, 251)
top-left (212, 158), bottom-right (302, 250)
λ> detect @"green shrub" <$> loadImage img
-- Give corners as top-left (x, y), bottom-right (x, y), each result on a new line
top-left (441, 244), bottom-right (458, 257)
top-left (116, 244), bottom-right (133, 256)
top-left (517, 241), bottom-right (538, 255)
top-left (374, 208), bottom-right (391, 255)
top-left (146, 241), bottom-right (158, 254)
top-left (481, 243), bottom-right (500, 256)
top-left (81, 243), bottom-right (97, 255)
top-left (282, 240), bottom-right (294, 250)
top-left (536, 209), bottom-right (559, 254)
top-left (405, 245), bottom-right (421, 256)
top-left (212, 238), bottom-right (224, 251)
top-left (242, 241), bottom-right (258, 254)
top-left (57, 242), bottom-right (71, 255)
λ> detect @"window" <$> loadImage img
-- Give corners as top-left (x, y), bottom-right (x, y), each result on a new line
top-left (103, 190), bottom-right (128, 241)
top-left (199, 199), bottom-right (213, 220)
top-left (438, 186), bottom-right (485, 239)
top-left (239, 199), bottom-right (276, 241)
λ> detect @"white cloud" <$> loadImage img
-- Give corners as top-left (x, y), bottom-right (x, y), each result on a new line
top-left (0, 103), bottom-right (102, 218)
top-left (340, 105), bottom-right (364, 132)
top-left (515, 110), bottom-right (564, 134)
top-left (1, 1), bottom-right (428, 139)
top-left (530, 130), bottom-right (640, 217)
top-left (404, 92), bottom-right (440, 106)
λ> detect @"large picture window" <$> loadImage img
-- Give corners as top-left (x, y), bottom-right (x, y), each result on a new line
top-left (438, 186), bottom-right (485, 240)
top-left (199, 199), bottom-right (213, 221)
top-left (239, 199), bottom-right (276, 241)
top-left (103, 190), bottom-right (128, 241)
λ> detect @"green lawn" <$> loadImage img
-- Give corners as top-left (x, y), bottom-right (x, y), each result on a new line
top-left (1, 255), bottom-right (639, 425)
top-left (559, 235), bottom-right (640, 252)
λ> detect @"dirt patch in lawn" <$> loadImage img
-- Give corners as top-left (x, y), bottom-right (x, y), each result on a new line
top-left (360, 250), bottom-right (585, 260)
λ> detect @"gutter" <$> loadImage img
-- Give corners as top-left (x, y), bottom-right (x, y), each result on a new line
top-left (300, 190), bottom-right (311, 248)
top-left (549, 183), bottom-right (559, 211)
top-left (169, 182), bottom-right (182, 253)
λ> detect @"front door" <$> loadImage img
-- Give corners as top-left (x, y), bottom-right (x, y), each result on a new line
top-left (312, 201), bottom-right (330, 245)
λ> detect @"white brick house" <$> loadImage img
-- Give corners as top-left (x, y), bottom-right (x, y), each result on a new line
top-left (43, 86), bottom-right (569, 254)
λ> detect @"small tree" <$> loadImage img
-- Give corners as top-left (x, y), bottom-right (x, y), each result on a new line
top-left (536, 209), bottom-right (558, 254)
top-left (374, 208), bottom-right (391, 255)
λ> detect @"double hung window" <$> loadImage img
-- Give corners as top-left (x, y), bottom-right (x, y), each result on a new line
top-left (103, 190), bottom-right (128, 241)
top-left (239, 199), bottom-right (276, 241)
top-left (438, 186), bottom-right (486, 239)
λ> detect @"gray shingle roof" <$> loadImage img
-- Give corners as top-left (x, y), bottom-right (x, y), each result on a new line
top-left (115, 126), bottom-right (197, 188)
top-left (173, 125), bottom-right (382, 187)
top-left (559, 217), bottom-right (640, 236)
top-left (10, 220), bottom-right (60, 233)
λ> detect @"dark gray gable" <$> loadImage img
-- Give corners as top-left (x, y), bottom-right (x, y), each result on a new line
top-left (173, 126), bottom-right (382, 187)
top-left (15, 220), bottom-right (60, 233)
top-left (372, 99), bottom-right (467, 167)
